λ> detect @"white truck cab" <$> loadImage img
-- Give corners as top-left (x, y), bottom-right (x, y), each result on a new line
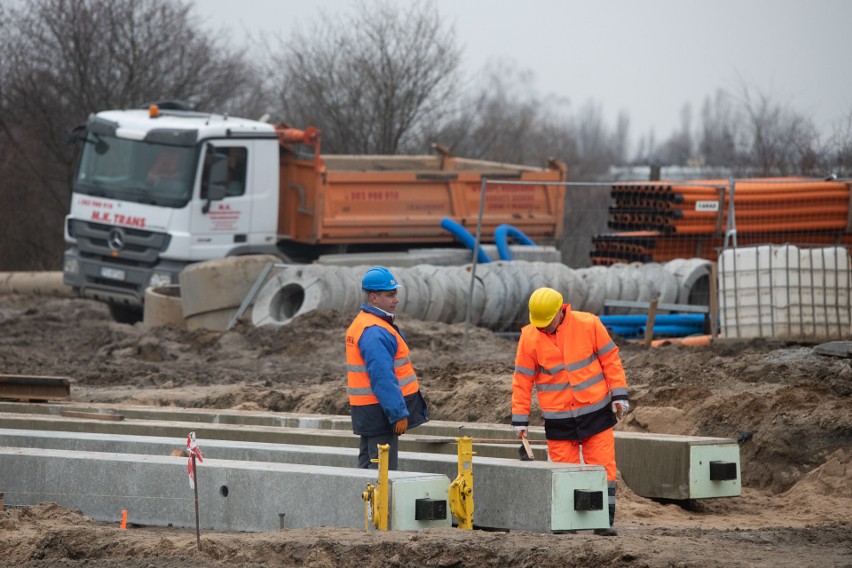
top-left (63, 105), bottom-right (282, 322)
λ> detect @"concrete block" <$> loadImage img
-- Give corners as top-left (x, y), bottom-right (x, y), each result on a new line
top-left (0, 430), bottom-right (608, 532)
top-left (0, 446), bottom-right (450, 532)
top-left (614, 432), bottom-right (741, 499)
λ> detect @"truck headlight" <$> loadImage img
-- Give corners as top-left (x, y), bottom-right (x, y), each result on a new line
top-left (149, 272), bottom-right (172, 288)
top-left (64, 257), bottom-right (80, 276)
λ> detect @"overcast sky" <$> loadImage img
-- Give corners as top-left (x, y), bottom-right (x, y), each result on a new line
top-left (197, 0), bottom-right (852, 144)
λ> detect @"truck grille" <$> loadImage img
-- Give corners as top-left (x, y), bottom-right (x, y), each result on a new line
top-left (69, 220), bottom-right (170, 265)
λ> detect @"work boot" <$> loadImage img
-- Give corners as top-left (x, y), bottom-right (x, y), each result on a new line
top-left (593, 527), bottom-right (618, 537)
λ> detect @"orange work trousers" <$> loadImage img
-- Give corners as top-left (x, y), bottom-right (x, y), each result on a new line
top-left (547, 428), bottom-right (616, 481)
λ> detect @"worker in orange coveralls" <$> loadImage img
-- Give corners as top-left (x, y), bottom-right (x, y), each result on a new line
top-left (512, 287), bottom-right (630, 536)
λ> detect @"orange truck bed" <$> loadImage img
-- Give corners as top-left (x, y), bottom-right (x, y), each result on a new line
top-left (277, 152), bottom-right (566, 246)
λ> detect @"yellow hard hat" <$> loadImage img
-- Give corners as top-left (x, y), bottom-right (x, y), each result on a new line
top-left (528, 287), bottom-right (564, 328)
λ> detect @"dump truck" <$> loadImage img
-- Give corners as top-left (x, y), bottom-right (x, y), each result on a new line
top-left (63, 104), bottom-right (566, 322)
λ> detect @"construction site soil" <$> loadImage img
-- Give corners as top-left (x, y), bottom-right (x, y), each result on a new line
top-left (0, 294), bottom-right (850, 567)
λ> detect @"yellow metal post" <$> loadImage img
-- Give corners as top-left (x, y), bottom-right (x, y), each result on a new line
top-left (448, 436), bottom-right (475, 529)
top-left (361, 443), bottom-right (391, 531)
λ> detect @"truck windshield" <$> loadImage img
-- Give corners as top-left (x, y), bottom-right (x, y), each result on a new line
top-left (75, 133), bottom-right (196, 207)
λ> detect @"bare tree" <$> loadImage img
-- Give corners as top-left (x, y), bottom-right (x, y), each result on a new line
top-left (269, 0), bottom-right (461, 154)
top-left (697, 90), bottom-right (739, 167)
top-left (0, 0), bottom-right (262, 270)
top-left (428, 62), bottom-right (555, 164)
top-left (655, 103), bottom-right (694, 166)
top-left (736, 85), bottom-right (820, 176)
top-left (822, 110), bottom-right (852, 177)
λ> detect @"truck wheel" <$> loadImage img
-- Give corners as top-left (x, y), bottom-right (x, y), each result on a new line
top-left (108, 303), bottom-right (143, 324)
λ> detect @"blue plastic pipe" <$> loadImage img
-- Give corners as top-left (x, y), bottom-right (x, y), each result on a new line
top-left (494, 224), bottom-right (536, 261)
top-left (599, 313), bottom-right (706, 327)
top-left (638, 324), bottom-right (704, 337)
top-left (440, 217), bottom-right (491, 263)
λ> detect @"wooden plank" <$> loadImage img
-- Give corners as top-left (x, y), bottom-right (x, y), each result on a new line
top-left (0, 374), bottom-right (71, 401)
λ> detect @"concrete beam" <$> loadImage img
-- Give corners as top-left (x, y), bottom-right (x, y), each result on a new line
top-left (615, 432), bottom-right (741, 499)
top-left (0, 429), bottom-right (609, 532)
top-left (0, 402), bottom-right (741, 500)
top-left (0, 446), bottom-right (450, 532)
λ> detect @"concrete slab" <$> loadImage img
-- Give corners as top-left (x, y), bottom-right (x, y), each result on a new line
top-left (0, 446), bottom-right (450, 532)
top-left (813, 340), bottom-right (852, 358)
top-left (0, 429), bottom-right (609, 532)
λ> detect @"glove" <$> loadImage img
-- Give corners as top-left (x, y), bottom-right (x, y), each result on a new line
top-left (513, 425), bottom-right (528, 438)
top-left (612, 400), bottom-right (630, 421)
top-left (394, 417), bottom-right (408, 435)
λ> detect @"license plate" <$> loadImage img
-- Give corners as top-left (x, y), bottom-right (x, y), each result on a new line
top-left (100, 267), bottom-right (126, 281)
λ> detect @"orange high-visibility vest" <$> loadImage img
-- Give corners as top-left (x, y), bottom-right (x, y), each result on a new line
top-left (346, 311), bottom-right (420, 407)
top-left (512, 305), bottom-right (627, 423)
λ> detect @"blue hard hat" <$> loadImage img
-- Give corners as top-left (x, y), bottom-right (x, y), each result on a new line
top-left (361, 266), bottom-right (400, 291)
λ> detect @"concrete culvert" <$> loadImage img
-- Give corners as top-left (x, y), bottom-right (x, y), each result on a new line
top-left (469, 264), bottom-right (508, 330)
top-left (408, 265), bottom-right (447, 322)
top-left (456, 265), bottom-right (487, 326)
top-left (665, 258), bottom-right (713, 306)
top-left (179, 255), bottom-right (280, 318)
top-left (552, 264), bottom-right (588, 313)
top-left (251, 270), bottom-right (330, 327)
top-left (485, 261), bottom-right (522, 329)
top-left (143, 285), bottom-right (185, 329)
top-left (0, 272), bottom-right (71, 297)
top-left (639, 262), bottom-right (679, 308)
top-left (576, 266), bottom-right (608, 315)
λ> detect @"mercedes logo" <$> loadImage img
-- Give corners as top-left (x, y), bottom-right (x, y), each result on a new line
top-left (108, 228), bottom-right (125, 251)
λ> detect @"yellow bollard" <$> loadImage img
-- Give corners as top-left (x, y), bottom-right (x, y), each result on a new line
top-left (360, 443), bottom-right (390, 531)
top-left (449, 436), bottom-right (475, 530)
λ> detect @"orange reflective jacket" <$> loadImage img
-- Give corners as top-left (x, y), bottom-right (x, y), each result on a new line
top-left (512, 305), bottom-right (628, 426)
top-left (346, 311), bottom-right (419, 407)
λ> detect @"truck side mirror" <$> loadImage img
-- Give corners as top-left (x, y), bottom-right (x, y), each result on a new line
top-left (202, 154), bottom-right (228, 214)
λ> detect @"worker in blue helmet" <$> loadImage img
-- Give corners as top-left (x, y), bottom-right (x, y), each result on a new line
top-left (344, 266), bottom-right (429, 469)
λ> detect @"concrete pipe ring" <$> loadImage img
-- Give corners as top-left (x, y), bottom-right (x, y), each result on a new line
top-left (179, 255), bottom-right (280, 318)
top-left (409, 265), bottom-right (447, 323)
top-left (468, 264), bottom-right (508, 330)
top-left (143, 284), bottom-right (185, 329)
top-left (456, 265), bottom-right (488, 326)
top-left (578, 266), bottom-right (608, 315)
top-left (251, 271), bottom-right (330, 327)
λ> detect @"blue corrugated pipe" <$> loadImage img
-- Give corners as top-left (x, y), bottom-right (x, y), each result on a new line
top-left (599, 313), bottom-right (706, 327)
top-left (494, 224), bottom-right (536, 260)
top-left (440, 217), bottom-right (491, 263)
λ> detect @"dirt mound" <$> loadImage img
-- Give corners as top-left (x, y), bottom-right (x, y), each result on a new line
top-left (1, 294), bottom-right (852, 566)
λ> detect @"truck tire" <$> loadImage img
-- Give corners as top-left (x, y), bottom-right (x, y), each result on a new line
top-left (143, 285), bottom-right (186, 329)
top-left (179, 255), bottom-right (280, 318)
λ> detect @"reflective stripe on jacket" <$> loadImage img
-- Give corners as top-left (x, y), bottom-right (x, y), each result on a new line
top-left (512, 304), bottom-right (628, 439)
top-left (346, 310), bottom-right (420, 408)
